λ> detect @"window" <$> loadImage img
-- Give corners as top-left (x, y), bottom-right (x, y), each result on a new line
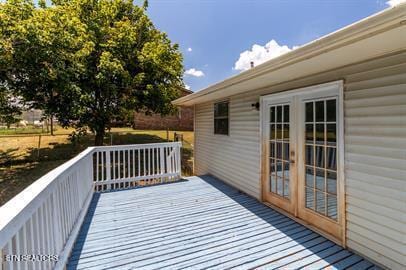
top-left (214, 101), bottom-right (229, 135)
top-left (304, 98), bottom-right (338, 220)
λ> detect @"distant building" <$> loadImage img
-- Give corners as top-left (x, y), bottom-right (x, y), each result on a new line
top-left (133, 88), bottom-right (193, 131)
top-left (21, 109), bottom-right (43, 123)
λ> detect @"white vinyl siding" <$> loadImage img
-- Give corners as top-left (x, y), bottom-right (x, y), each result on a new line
top-left (195, 95), bottom-right (261, 198)
top-left (344, 61), bottom-right (406, 270)
top-left (193, 51), bottom-right (406, 269)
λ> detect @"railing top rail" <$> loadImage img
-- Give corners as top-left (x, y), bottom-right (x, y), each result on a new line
top-left (0, 147), bottom-right (94, 248)
top-left (92, 141), bottom-right (181, 151)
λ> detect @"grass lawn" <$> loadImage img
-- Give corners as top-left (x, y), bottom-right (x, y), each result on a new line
top-left (0, 126), bottom-right (76, 135)
top-left (0, 129), bottom-right (194, 206)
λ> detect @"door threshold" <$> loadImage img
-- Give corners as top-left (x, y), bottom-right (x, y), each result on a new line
top-left (262, 201), bottom-right (344, 247)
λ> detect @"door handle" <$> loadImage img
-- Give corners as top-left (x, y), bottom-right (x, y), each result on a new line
top-left (290, 160), bottom-right (295, 164)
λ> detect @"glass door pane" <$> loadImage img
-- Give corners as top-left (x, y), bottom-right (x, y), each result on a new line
top-left (269, 104), bottom-right (290, 199)
top-left (303, 98), bottom-right (338, 220)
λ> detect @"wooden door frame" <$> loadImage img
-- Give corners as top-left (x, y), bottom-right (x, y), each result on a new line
top-left (260, 80), bottom-right (346, 246)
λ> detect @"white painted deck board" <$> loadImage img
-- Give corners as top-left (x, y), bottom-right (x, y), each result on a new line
top-left (67, 176), bottom-right (378, 270)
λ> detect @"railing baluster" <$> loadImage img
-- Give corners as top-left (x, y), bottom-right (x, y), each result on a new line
top-left (28, 218), bottom-right (35, 270)
top-left (52, 192), bottom-right (62, 257)
top-left (122, 150), bottom-right (124, 179)
top-left (38, 207), bottom-right (45, 265)
top-left (113, 150), bottom-right (116, 180)
top-left (143, 149), bottom-right (146, 176)
top-left (173, 146), bottom-right (176, 175)
top-left (152, 148), bottom-right (154, 177)
top-left (101, 151), bottom-right (104, 182)
top-left (44, 201), bottom-right (51, 269)
top-left (34, 211), bottom-right (41, 269)
top-left (179, 145), bottom-right (182, 175)
top-left (7, 240), bottom-right (14, 270)
top-left (173, 147), bottom-right (176, 176)
top-left (127, 150), bottom-right (130, 179)
top-left (22, 225), bottom-right (27, 270)
top-left (164, 147), bottom-right (168, 174)
top-left (106, 150), bottom-right (111, 190)
top-left (148, 148), bottom-right (150, 177)
top-left (122, 150), bottom-right (126, 178)
top-left (136, 150), bottom-right (139, 180)
top-left (96, 151), bottom-right (99, 182)
top-left (170, 146), bottom-right (174, 175)
top-left (155, 148), bottom-right (158, 176)
top-left (132, 149), bottom-right (136, 179)
top-left (160, 147), bottom-right (164, 183)
top-left (64, 178), bottom-right (71, 232)
top-left (57, 186), bottom-right (65, 244)
top-left (14, 232), bottom-right (20, 270)
top-left (150, 148), bottom-right (153, 176)
top-left (118, 150), bottom-right (121, 179)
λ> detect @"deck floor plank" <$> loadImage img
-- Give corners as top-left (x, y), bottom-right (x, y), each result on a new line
top-left (67, 175), bottom-right (378, 270)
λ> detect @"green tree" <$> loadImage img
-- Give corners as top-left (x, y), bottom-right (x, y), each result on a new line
top-left (1, 0), bottom-right (90, 134)
top-left (1, 0), bottom-right (184, 145)
top-left (0, 0), bottom-right (31, 128)
top-left (0, 87), bottom-right (21, 128)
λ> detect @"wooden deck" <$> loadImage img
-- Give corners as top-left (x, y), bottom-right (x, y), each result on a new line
top-left (67, 176), bottom-right (378, 270)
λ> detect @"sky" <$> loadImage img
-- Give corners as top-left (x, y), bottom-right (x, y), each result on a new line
top-left (139, 0), bottom-right (403, 92)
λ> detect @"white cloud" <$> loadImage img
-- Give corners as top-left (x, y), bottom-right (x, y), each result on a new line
top-left (234, 39), bottom-right (296, 71)
top-left (184, 68), bottom-right (205, 77)
top-left (185, 84), bottom-right (191, 90)
top-left (386, 0), bottom-right (406, 6)
top-left (187, 47), bottom-right (192, 52)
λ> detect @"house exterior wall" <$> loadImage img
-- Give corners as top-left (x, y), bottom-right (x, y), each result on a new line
top-left (133, 106), bottom-right (193, 131)
top-left (133, 88), bottom-right (194, 131)
top-left (193, 51), bottom-right (406, 269)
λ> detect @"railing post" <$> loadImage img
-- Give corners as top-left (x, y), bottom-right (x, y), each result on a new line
top-left (177, 143), bottom-right (181, 178)
top-left (106, 150), bottom-right (111, 190)
top-left (96, 151), bottom-right (99, 183)
top-left (89, 155), bottom-right (94, 190)
top-left (91, 153), bottom-right (95, 186)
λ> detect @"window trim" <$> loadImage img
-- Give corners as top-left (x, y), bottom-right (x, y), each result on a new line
top-left (214, 100), bottom-right (229, 135)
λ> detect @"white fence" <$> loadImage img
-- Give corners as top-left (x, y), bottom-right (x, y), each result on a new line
top-left (0, 142), bottom-right (181, 270)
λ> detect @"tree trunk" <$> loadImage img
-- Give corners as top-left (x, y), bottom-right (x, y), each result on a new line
top-left (94, 129), bottom-right (105, 146)
top-left (50, 116), bottom-right (54, 136)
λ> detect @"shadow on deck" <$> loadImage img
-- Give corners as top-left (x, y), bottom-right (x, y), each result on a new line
top-left (67, 175), bottom-right (378, 270)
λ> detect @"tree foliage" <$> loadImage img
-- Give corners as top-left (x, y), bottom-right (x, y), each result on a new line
top-left (0, 0), bottom-right (184, 144)
top-left (0, 87), bottom-right (21, 127)
top-left (0, 0), bottom-right (32, 127)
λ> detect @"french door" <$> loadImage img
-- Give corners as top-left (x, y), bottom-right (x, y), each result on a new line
top-left (261, 81), bottom-right (344, 244)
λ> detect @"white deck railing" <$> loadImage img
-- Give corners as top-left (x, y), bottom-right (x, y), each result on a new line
top-left (0, 142), bottom-right (181, 270)
top-left (93, 142), bottom-right (181, 191)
